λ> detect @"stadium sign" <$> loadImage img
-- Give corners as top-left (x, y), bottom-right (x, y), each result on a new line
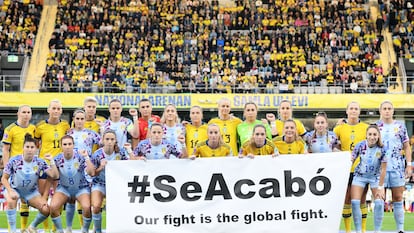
top-left (0, 93), bottom-right (413, 109)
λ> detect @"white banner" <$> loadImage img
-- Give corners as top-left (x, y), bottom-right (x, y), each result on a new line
top-left (106, 152), bottom-right (351, 233)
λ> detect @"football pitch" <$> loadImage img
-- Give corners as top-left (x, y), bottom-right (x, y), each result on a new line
top-left (0, 211), bottom-right (413, 232)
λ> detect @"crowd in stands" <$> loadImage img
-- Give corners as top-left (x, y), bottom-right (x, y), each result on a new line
top-left (0, 0), bottom-right (394, 94)
top-left (389, 0), bottom-right (414, 60)
top-left (0, 0), bottom-right (42, 56)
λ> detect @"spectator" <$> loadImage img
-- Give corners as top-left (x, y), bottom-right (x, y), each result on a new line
top-left (350, 78), bottom-right (359, 93)
top-left (40, 0), bottom-right (383, 94)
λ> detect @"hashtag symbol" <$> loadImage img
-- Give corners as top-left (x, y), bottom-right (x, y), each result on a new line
top-left (128, 175), bottom-right (151, 203)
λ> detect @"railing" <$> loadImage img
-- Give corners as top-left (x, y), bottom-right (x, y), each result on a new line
top-left (0, 77), bottom-right (405, 94)
top-left (406, 77), bottom-right (414, 94)
top-left (20, 56), bottom-right (30, 91)
top-left (0, 75), bottom-right (22, 92)
top-left (399, 57), bottom-right (408, 93)
top-left (32, 81), bottom-right (399, 94)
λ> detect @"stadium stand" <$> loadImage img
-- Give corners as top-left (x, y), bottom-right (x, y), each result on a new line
top-left (0, 0), bottom-right (41, 55)
top-left (0, 0), bottom-right (43, 91)
top-left (0, 0), bottom-right (408, 94)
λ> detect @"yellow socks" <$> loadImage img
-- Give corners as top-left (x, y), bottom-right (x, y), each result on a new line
top-left (342, 204), bottom-right (352, 233)
top-left (77, 201), bottom-right (84, 226)
top-left (361, 203), bottom-right (368, 233)
top-left (20, 202), bottom-right (30, 229)
top-left (43, 217), bottom-right (50, 232)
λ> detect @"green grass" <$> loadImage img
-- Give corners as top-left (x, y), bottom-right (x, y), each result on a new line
top-left (339, 211), bottom-right (414, 231)
top-left (0, 211), bottom-right (413, 231)
top-left (0, 211), bottom-right (106, 229)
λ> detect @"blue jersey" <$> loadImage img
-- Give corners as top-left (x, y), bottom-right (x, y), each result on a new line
top-left (67, 128), bottom-right (101, 156)
top-left (102, 117), bottom-right (133, 148)
top-left (376, 120), bottom-right (409, 172)
top-left (54, 151), bottom-right (89, 190)
top-left (303, 131), bottom-right (340, 153)
top-left (163, 123), bottom-right (185, 150)
top-left (91, 148), bottom-right (128, 186)
top-left (134, 139), bottom-right (182, 159)
top-left (4, 155), bottom-right (50, 193)
top-left (352, 140), bottom-right (387, 178)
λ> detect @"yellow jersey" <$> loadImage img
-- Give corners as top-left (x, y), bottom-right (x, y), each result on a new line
top-left (334, 122), bottom-right (368, 172)
top-left (83, 115), bottom-right (105, 152)
top-left (275, 119), bottom-right (307, 136)
top-left (208, 117), bottom-right (242, 156)
top-left (85, 115), bottom-right (106, 133)
top-left (185, 123), bottom-right (208, 155)
top-left (194, 141), bottom-right (232, 158)
top-left (35, 120), bottom-right (70, 158)
top-left (273, 136), bottom-right (306, 154)
top-left (2, 122), bottom-right (36, 157)
top-left (240, 139), bottom-right (278, 156)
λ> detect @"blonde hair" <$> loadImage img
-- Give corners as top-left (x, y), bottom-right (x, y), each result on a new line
top-left (83, 96), bottom-right (98, 105)
top-left (48, 99), bottom-right (62, 108)
top-left (18, 105), bottom-right (31, 112)
top-left (207, 123), bottom-right (225, 147)
top-left (217, 98), bottom-right (231, 119)
top-left (379, 100), bottom-right (393, 109)
top-left (278, 100), bottom-right (293, 120)
top-left (346, 101), bottom-right (360, 110)
top-left (160, 104), bottom-right (181, 124)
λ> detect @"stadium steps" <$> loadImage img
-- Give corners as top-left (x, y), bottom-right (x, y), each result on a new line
top-left (219, 0), bottom-right (236, 7)
top-left (369, 0), bottom-right (402, 93)
top-left (23, 0), bottom-right (58, 92)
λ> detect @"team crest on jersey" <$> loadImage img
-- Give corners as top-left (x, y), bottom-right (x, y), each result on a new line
top-left (162, 147), bottom-right (166, 154)
top-left (33, 165), bottom-right (38, 173)
top-left (376, 151), bottom-right (381, 158)
top-left (74, 162), bottom-right (79, 170)
top-left (394, 127), bottom-right (398, 133)
top-left (115, 154), bottom-right (120, 160)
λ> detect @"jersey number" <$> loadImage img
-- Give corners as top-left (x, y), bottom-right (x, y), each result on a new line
top-left (224, 134), bottom-right (231, 143)
top-left (53, 139), bottom-right (60, 149)
top-left (22, 180), bottom-right (32, 187)
top-left (68, 178), bottom-right (75, 185)
top-left (190, 140), bottom-right (199, 148)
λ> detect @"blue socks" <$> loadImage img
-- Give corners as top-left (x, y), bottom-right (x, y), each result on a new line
top-left (92, 212), bottom-right (102, 233)
top-left (393, 201), bottom-right (404, 231)
top-left (30, 212), bottom-right (48, 228)
top-left (6, 208), bottom-right (17, 232)
top-left (351, 199), bottom-right (362, 231)
top-left (82, 216), bottom-right (92, 232)
top-left (51, 216), bottom-right (64, 231)
top-left (374, 199), bottom-right (384, 232)
top-left (65, 202), bottom-right (76, 229)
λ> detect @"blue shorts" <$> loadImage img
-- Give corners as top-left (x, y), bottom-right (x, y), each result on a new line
top-left (56, 185), bottom-right (90, 199)
top-left (39, 172), bottom-right (48, 179)
top-left (384, 170), bottom-right (405, 188)
top-left (4, 188), bottom-right (41, 202)
top-left (91, 183), bottom-right (106, 195)
top-left (352, 175), bottom-right (380, 188)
